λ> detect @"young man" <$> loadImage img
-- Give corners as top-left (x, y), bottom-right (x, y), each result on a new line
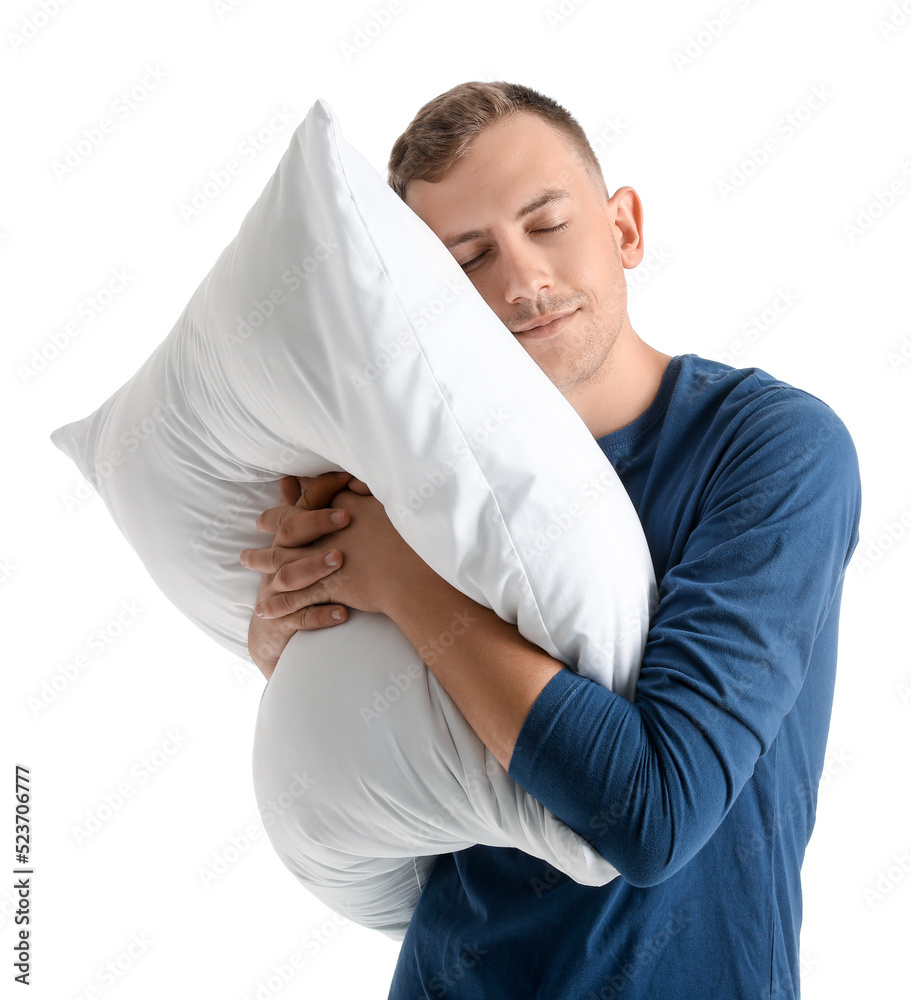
top-left (243, 83), bottom-right (861, 998)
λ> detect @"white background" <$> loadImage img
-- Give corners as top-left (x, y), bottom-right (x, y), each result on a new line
top-left (2, 0), bottom-right (910, 997)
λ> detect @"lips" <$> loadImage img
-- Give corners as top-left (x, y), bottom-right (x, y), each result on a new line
top-left (512, 309), bottom-right (577, 340)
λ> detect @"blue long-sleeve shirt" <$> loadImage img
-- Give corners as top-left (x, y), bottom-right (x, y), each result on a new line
top-left (387, 354), bottom-right (862, 1000)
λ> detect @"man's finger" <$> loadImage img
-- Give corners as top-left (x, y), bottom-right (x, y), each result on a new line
top-left (280, 476), bottom-right (302, 507)
top-left (240, 543), bottom-right (343, 589)
top-left (296, 471), bottom-right (354, 511)
top-left (254, 504), bottom-right (350, 542)
top-left (255, 504), bottom-right (300, 535)
top-left (257, 577), bottom-right (346, 620)
top-left (241, 544), bottom-right (283, 574)
top-left (347, 477), bottom-right (372, 496)
top-left (257, 603), bottom-right (348, 636)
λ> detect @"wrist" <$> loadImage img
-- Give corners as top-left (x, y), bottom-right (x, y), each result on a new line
top-left (381, 554), bottom-right (460, 624)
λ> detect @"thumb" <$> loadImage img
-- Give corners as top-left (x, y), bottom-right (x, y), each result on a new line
top-left (347, 478), bottom-right (372, 496)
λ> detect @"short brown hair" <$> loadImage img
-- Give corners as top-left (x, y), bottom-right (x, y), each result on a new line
top-left (387, 81), bottom-right (607, 202)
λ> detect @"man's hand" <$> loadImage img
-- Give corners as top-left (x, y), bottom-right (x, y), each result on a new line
top-left (243, 469), bottom-right (563, 769)
top-left (246, 472), bottom-right (434, 613)
top-left (242, 470), bottom-right (363, 680)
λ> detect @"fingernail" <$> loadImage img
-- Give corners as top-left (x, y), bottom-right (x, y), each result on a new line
top-left (240, 550), bottom-right (248, 566)
top-left (324, 552), bottom-right (338, 567)
top-left (331, 609), bottom-right (344, 620)
top-left (255, 603), bottom-right (264, 617)
top-left (330, 510), bottom-right (346, 524)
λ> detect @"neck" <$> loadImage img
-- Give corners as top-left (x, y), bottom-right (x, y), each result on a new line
top-left (566, 323), bottom-right (672, 440)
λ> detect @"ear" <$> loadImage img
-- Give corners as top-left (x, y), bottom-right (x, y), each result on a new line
top-left (607, 186), bottom-right (644, 269)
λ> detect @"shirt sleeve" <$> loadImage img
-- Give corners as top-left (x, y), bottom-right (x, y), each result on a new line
top-left (507, 388), bottom-right (862, 887)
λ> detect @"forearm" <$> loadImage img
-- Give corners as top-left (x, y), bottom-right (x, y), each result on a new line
top-left (382, 567), bottom-right (565, 771)
top-left (383, 563), bottom-right (743, 885)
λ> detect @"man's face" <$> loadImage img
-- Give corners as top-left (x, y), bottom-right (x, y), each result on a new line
top-left (404, 113), bottom-right (643, 397)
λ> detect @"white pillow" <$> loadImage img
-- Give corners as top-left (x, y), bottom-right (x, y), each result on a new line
top-left (50, 99), bottom-right (656, 938)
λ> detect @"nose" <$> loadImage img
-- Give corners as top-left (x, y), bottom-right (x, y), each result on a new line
top-left (499, 235), bottom-right (554, 305)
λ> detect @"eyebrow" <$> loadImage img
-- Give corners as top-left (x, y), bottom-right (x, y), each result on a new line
top-left (441, 189), bottom-right (572, 250)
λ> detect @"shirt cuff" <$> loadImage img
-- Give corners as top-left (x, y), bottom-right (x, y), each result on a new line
top-left (508, 666), bottom-right (587, 788)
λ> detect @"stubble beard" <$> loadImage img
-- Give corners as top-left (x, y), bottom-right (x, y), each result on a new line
top-left (530, 299), bottom-right (623, 397)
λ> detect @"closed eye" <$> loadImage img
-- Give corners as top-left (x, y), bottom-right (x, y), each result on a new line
top-left (459, 221), bottom-right (570, 272)
top-left (460, 248), bottom-right (492, 272)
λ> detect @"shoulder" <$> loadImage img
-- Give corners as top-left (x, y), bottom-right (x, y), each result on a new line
top-left (664, 356), bottom-right (861, 558)
top-left (672, 354), bottom-right (859, 477)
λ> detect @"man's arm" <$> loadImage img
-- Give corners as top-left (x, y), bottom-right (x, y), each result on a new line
top-left (504, 393), bottom-right (860, 884)
top-left (249, 393), bottom-right (861, 885)
top-left (377, 563), bottom-right (565, 772)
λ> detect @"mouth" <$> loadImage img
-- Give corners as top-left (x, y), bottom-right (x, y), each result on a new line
top-left (512, 309), bottom-right (578, 340)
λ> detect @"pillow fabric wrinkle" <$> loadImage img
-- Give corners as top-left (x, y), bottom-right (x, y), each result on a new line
top-left (50, 99), bottom-right (656, 940)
